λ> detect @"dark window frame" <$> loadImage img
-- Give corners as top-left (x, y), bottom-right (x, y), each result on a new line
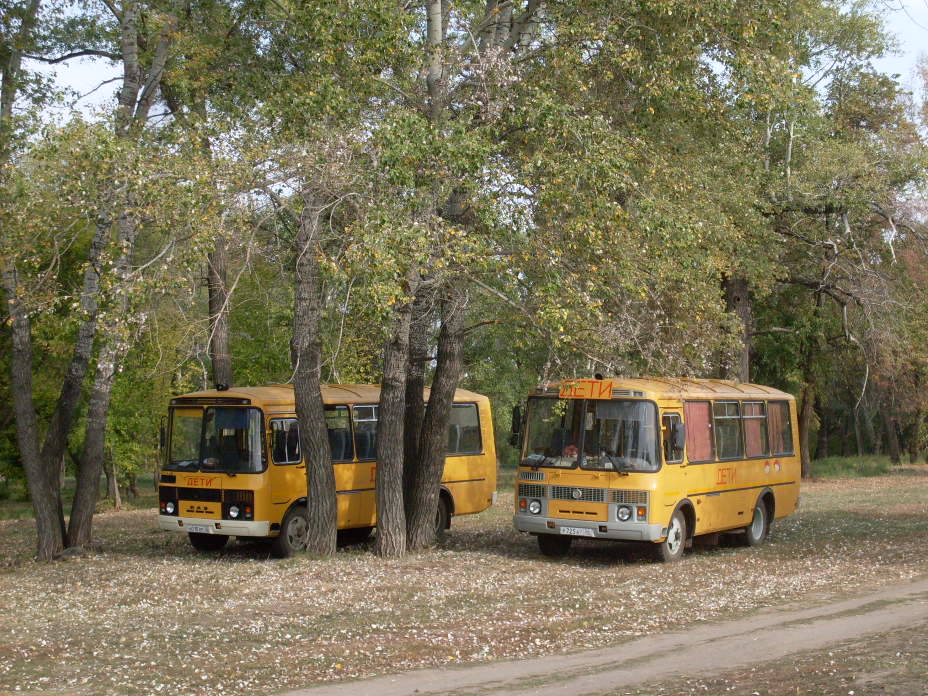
top-left (270, 417), bottom-right (302, 466)
top-left (662, 412), bottom-right (684, 464)
top-left (447, 402), bottom-right (484, 457)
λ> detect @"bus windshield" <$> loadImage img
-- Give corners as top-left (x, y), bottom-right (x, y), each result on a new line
top-left (167, 407), bottom-right (266, 474)
top-left (521, 397), bottom-right (660, 472)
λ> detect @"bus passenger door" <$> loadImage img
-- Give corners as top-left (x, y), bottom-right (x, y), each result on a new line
top-left (661, 412), bottom-right (687, 521)
top-left (268, 418), bottom-right (307, 519)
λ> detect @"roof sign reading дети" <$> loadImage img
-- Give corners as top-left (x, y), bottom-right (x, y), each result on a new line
top-left (558, 379), bottom-right (615, 400)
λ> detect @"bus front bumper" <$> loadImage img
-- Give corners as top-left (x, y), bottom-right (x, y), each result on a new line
top-left (158, 515), bottom-right (271, 538)
top-left (513, 514), bottom-right (665, 542)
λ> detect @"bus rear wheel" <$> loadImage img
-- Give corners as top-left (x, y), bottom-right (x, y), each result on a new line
top-left (741, 500), bottom-right (769, 547)
top-left (654, 509), bottom-right (686, 562)
top-left (434, 495), bottom-right (451, 538)
top-left (538, 533), bottom-right (572, 558)
top-left (271, 506), bottom-right (308, 558)
top-left (188, 532), bottom-right (228, 552)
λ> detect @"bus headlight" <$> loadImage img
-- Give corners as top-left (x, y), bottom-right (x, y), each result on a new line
top-left (528, 499), bottom-right (542, 515)
top-left (165, 501), bottom-right (176, 515)
top-left (617, 506), bottom-right (632, 522)
top-left (228, 505), bottom-right (240, 519)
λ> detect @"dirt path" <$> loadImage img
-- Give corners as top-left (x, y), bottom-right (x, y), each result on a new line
top-left (281, 575), bottom-right (928, 696)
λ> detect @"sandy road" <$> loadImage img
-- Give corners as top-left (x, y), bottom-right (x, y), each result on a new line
top-left (281, 575), bottom-right (928, 696)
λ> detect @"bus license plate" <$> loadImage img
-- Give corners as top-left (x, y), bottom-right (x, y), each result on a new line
top-left (187, 525), bottom-right (210, 533)
top-left (560, 527), bottom-right (595, 537)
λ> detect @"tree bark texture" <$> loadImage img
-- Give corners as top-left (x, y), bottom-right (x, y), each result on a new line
top-left (722, 275), bottom-right (753, 382)
top-left (886, 414), bottom-right (901, 465)
top-left (1, 267), bottom-right (65, 560)
top-left (374, 278), bottom-right (416, 558)
top-left (406, 287), bottom-right (466, 550)
top-left (291, 193), bottom-right (338, 555)
top-left (207, 237), bottom-right (233, 387)
top-left (402, 293), bottom-right (431, 513)
top-left (68, 341), bottom-right (120, 547)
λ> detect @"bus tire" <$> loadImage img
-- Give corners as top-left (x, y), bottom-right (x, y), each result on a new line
top-left (654, 509), bottom-right (687, 562)
top-left (337, 526), bottom-right (373, 547)
top-left (742, 499), bottom-right (769, 547)
top-left (188, 532), bottom-right (228, 552)
top-left (435, 495), bottom-right (451, 537)
top-left (538, 534), bottom-right (572, 558)
top-left (271, 505), bottom-right (308, 558)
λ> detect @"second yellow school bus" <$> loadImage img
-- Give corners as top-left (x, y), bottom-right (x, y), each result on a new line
top-left (513, 377), bottom-right (800, 561)
top-left (158, 384), bottom-right (497, 557)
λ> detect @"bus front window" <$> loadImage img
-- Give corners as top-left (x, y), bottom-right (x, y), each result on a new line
top-left (168, 408), bottom-right (202, 471)
top-left (521, 397), bottom-right (659, 472)
top-left (583, 400), bottom-right (660, 473)
top-left (522, 398), bottom-right (582, 468)
top-left (201, 407), bottom-right (266, 474)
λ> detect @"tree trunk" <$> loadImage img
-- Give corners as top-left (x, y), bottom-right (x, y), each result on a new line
top-left (853, 407), bottom-right (863, 457)
top-left (207, 236), bottom-right (233, 388)
top-left (291, 192), bottom-right (337, 555)
top-left (907, 410), bottom-right (923, 463)
top-left (69, 341), bottom-right (120, 547)
top-left (109, 453), bottom-right (122, 510)
top-left (799, 381), bottom-right (815, 479)
top-left (2, 266), bottom-right (66, 560)
top-left (886, 414), bottom-right (901, 465)
top-left (402, 293), bottom-right (430, 514)
top-left (374, 274), bottom-right (417, 558)
top-left (721, 275), bottom-right (753, 382)
top-left (406, 287), bottom-right (466, 550)
top-left (814, 395), bottom-right (828, 459)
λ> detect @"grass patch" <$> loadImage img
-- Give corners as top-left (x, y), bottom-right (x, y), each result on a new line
top-left (0, 475), bottom-right (159, 521)
top-left (811, 455), bottom-right (893, 478)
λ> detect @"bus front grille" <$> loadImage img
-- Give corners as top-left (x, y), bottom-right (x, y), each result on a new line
top-left (610, 489), bottom-right (648, 505)
top-left (550, 486), bottom-right (605, 503)
top-left (518, 484), bottom-right (546, 498)
top-left (520, 470), bottom-right (545, 481)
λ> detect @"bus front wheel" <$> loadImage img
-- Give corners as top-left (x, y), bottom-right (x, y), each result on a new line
top-left (538, 533), bottom-right (572, 558)
top-left (654, 509), bottom-right (686, 562)
top-left (188, 532), bottom-right (228, 552)
top-left (742, 500), bottom-right (769, 547)
top-left (271, 506), bottom-right (308, 558)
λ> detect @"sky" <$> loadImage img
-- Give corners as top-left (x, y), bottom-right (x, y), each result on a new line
top-left (35, 1), bottom-right (928, 114)
top-left (875, 0), bottom-right (928, 95)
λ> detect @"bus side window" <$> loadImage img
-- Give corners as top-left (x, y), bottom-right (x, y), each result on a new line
top-left (324, 405), bottom-right (354, 462)
top-left (271, 419), bottom-right (301, 464)
top-left (352, 405), bottom-right (378, 460)
top-left (662, 414), bottom-right (684, 463)
top-left (448, 403), bottom-right (482, 455)
top-left (683, 401), bottom-right (714, 462)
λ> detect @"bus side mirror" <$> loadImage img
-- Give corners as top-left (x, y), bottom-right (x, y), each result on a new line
top-left (508, 405), bottom-right (522, 448)
top-left (673, 423), bottom-right (686, 450)
top-left (159, 416), bottom-right (166, 449)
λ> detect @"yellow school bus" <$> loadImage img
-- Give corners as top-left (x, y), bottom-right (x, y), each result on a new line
top-left (158, 384), bottom-right (497, 557)
top-left (513, 377), bottom-right (800, 561)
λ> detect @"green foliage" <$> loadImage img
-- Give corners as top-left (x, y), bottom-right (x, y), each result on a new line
top-left (812, 455), bottom-right (893, 478)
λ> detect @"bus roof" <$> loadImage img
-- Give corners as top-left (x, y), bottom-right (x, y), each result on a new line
top-left (533, 377), bottom-right (794, 401)
top-left (170, 383), bottom-right (489, 409)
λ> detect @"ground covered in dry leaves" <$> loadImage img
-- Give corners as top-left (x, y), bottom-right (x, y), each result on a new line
top-left (1, 467), bottom-right (927, 695)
